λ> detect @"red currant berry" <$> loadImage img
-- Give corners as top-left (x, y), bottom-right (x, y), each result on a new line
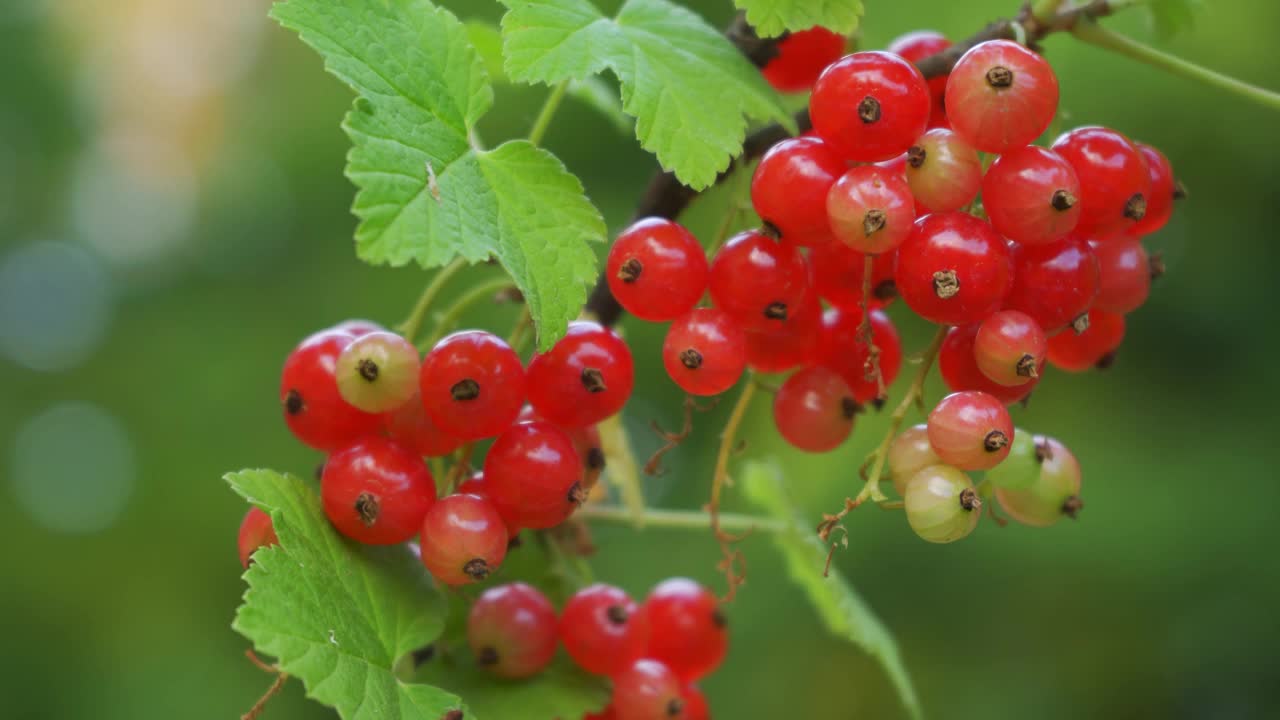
top-left (811, 51), bottom-right (931, 162)
top-left (419, 493), bottom-right (509, 586)
top-left (468, 582), bottom-right (558, 679)
top-left (527, 321), bottom-right (633, 428)
top-left (809, 243), bottom-right (897, 311)
top-left (812, 307), bottom-right (902, 404)
top-left (888, 424), bottom-right (942, 496)
top-left (982, 146), bottom-right (1082, 245)
top-left (985, 428), bottom-right (1038, 490)
top-left (237, 507), bottom-right (279, 568)
top-left (335, 331), bottom-right (420, 413)
top-left (826, 165), bottom-right (916, 254)
top-left (1051, 126), bottom-right (1150, 237)
top-left (751, 136), bottom-right (845, 246)
top-left (382, 392), bottom-right (464, 457)
top-left (321, 436), bottom-right (437, 545)
top-left (743, 289), bottom-right (821, 373)
top-left (1129, 143), bottom-right (1177, 236)
top-left (607, 218), bottom-right (709, 322)
top-left (612, 659), bottom-right (687, 720)
top-left (903, 128), bottom-right (981, 213)
top-left (1091, 237), bottom-right (1151, 313)
top-left (559, 584), bottom-right (650, 677)
top-left (927, 391), bottom-right (1014, 470)
top-left (995, 435), bottom-right (1083, 526)
top-left (331, 319), bottom-right (384, 337)
top-left (939, 324), bottom-right (1039, 405)
top-left (419, 330), bottom-right (526, 441)
top-left (280, 329), bottom-right (381, 451)
top-left (888, 30), bottom-right (952, 127)
top-left (1046, 309), bottom-right (1125, 372)
top-left (945, 40), bottom-right (1058, 153)
top-left (904, 464), bottom-right (981, 543)
top-left (456, 471), bottom-right (488, 499)
top-left (974, 310), bottom-right (1047, 387)
top-left (663, 308), bottom-right (747, 396)
top-left (484, 421), bottom-right (585, 529)
top-left (761, 27), bottom-right (847, 93)
top-left (709, 230), bottom-right (810, 331)
top-left (520, 405), bottom-right (608, 492)
top-left (644, 578), bottom-right (727, 682)
top-left (1003, 236), bottom-right (1100, 333)
top-left (680, 685), bottom-right (709, 720)
top-left (895, 212), bottom-right (1012, 325)
top-left (772, 366), bottom-right (857, 452)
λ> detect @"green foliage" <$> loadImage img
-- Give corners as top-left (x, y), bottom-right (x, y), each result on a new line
top-left (497, 0), bottom-right (793, 190)
top-left (743, 462), bottom-right (923, 720)
top-left (1145, 0), bottom-right (1203, 38)
top-left (271, 0), bottom-right (605, 351)
top-left (734, 0), bottom-right (864, 38)
top-left (420, 659), bottom-right (609, 719)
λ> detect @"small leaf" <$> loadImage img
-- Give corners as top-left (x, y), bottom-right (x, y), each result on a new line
top-left (743, 461), bottom-right (923, 720)
top-left (734, 0), bottom-right (864, 38)
top-left (1145, 0), bottom-right (1203, 38)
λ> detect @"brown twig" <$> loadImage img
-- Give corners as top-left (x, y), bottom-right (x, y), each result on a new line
top-left (705, 380), bottom-right (759, 600)
top-left (858, 254), bottom-right (886, 402)
top-left (241, 650), bottom-right (289, 720)
top-left (644, 395), bottom-right (718, 475)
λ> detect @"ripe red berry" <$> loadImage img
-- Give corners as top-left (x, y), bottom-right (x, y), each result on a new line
top-left (772, 366), bottom-right (857, 453)
top-left (809, 242), bottom-right (897, 311)
top-left (743, 289), bottom-right (821, 373)
top-left (644, 578), bottom-right (728, 682)
top-left (527, 321), bottom-right (633, 428)
top-left (680, 685), bottom-right (709, 720)
top-left (485, 420), bottom-right (584, 529)
top-left (761, 27), bottom-right (847, 93)
top-left (663, 308), bottom-right (747, 396)
top-left (1051, 126), bottom-right (1150, 237)
top-left (811, 51), bottom-right (931, 162)
top-left (519, 405), bottom-right (608, 492)
top-left (751, 136), bottom-right (846, 246)
top-left (335, 331), bottom-right (420, 413)
top-left (939, 323), bottom-right (1039, 405)
top-left (559, 584), bottom-right (650, 677)
top-left (419, 493), bottom-right (509, 586)
top-left (1003, 236), bottom-right (1100, 333)
top-left (606, 218), bottom-right (709, 322)
top-left (237, 507), bottom-right (279, 569)
top-left (382, 392), bottom-right (464, 457)
top-left (468, 582), bottom-right (558, 679)
top-left (1091, 237), bottom-right (1152, 313)
top-left (895, 212), bottom-right (1012, 325)
top-left (945, 40), bottom-right (1058, 153)
top-left (974, 310), bottom-right (1047, 387)
top-left (826, 165), bottom-right (916, 254)
top-left (612, 659), bottom-right (687, 720)
top-left (709, 230), bottom-right (810, 331)
top-left (812, 307), bottom-right (902, 404)
top-left (903, 128), bottom-right (982, 213)
top-left (419, 330), bottom-right (526, 441)
top-left (982, 146), bottom-right (1082, 245)
top-left (1047, 309), bottom-right (1125, 372)
top-left (331, 318), bottom-right (384, 337)
top-left (927, 391), bottom-right (1014, 471)
top-left (280, 329), bottom-right (381, 451)
top-left (888, 30), bottom-right (952, 128)
top-left (321, 436), bottom-right (437, 545)
top-left (1129, 143), bottom-right (1177, 236)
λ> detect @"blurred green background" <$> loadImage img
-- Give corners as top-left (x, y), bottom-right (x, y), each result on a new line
top-left (2, 0), bottom-right (1278, 718)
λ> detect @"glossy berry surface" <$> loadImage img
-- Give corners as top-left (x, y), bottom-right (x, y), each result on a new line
top-left (468, 582), bottom-right (558, 679)
top-left (982, 146), bottom-right (1082, 245)
top-left (612, 659), bottom-right (687, 720)
top-left (826, 165), bottom-right (916, 254)
top-left (1092, 238), bottom-right (1152, 313)
top-left (680, 685), bottom-right (709, 720)
top-left (812, 307), bottom-right (902, 404)
top-left (335, 331), bottom-right (420, 413)
top-left (644, 578), bottom-right (727, 682)
top-left (1130, 143), bottom-right (1176, 236)
top-left (663, 308), bottom-right (747, 396)
top-left (742, 290), bottom-right (821, 373)
top-left (527, 321), bottom-right (634, 428)
top-left (607, 218), bottom-right (709, 322)
top-left (708, 230), bottom-right (810, 331)
top-left (810, 51), bottom-right (931, 162)
top-left (419, 330), bottom-right (526, 441)
top-left (903, 128), bottom-right (982, 213)
top-left (888, 424), bottom-right (943, 496)
top-left (750, 136), bottom-right (846, 246)
top-left (761, 27), bottom-right (846, 93)
top-left (331, 318), bottom-right (384, 337)
top-left (382, 392), bottom-right (464, 457)
top-left (1052, 126), bottom-right (1151, 237)
top-left (945, 40), bottom-right (1058, 153)
top-left (888, 30), bottom-right (952, 127)
top-left (984, 428), bottom-right (1038, 490)
top-left (939, 323), bottom-right (1039, 405)
top-left (1003, 236), bottom-right (1100, 333)
top-left (280, 329), bottom-right (381, 451)
top-left (894, 212), bottom-right (1013, 325)
top-left (995, 436), bottom-right (1083, 527)
top-left (772, 366), bottom-right (857, 453)
top-left (559, 583), bottom-right (649, 677)
top-left (1047, 309), bottom-right (1125, 372)
top-left (809, 242), bottom-right (897, 312)
top-left (974, 310), bottom-right (1047, 387)
top-left (904, 464), bottom-right (981, 543)
top-left (419, 493), bottom-right (509, 586)
top-left (927, 391), bottom-right (1014, 471)
top-left (237, 507), bottom-right (279, 569)
top-left (484, 421), bottom-right (584, 530)
top-left (321, 436), bottom-right (437, 545)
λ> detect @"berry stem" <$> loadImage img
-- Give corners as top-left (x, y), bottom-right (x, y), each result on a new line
top-left (528, 80), bottom-right (570, 147)
top-left (859, 253), bottom-right (886, 401)
top-left (578, 504), bottom-right (787, 534)
top-left (422, 278), bottom-right (518, 350)
top-left (1029, 0), bottom-right (1070, 24)
top-left (708, 378), bottom-right (757, 528)
top-left (397, 257), bottom-right (466, 344)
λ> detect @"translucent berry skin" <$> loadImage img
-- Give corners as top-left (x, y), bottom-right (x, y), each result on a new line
top-left (419, 331), bottom-right (526, 441)
top-left (1129, 143), bottom-right (1176, 236)
top-left (772, 366), bottom-right (857, 453)
top-left (974, 310), bottom-right (1047, 387)
top-left (382, 392), bottom-right (464, 457)
top-left (751, 136), bottom-right (846, 246)
top-left (810, 243), bottom-right (897, 312)
top-left (559, 584), bottom-right (650, 677)
top-left (321, 436), bottom-right (437, 545)
top-left (335, 331), bottom-right (421, 413)
top-left (663, 308), bottom-right (747, 396)
top-left (527, 321), bottom-right (634, 428)
top-left (904, 465), bottom-right (981, 543)
top-left (709, 230), bottom-right (810, 331)
top-left (982, 146), bottom-right (1082, 245)
top-left (612, 659), bottom-right (687, 720)
top-left (812, 307), bottom-right (902, 403)
top-left (644, 578), bottom-right (728, 682)
top-left (606, 218), bottom-right (709, 322)
top-left (468, 582), bottom-right (558, 679)
top-left (927, 391), bottom-right (1014, 471)
top-left (894, 212), bottom-right (1013, 325)
top-left (419, 493), bottom-right (509, 586)
top-left (984, 428), bottom-right (1038, 490)
top-left (761, 27), bottom-right (847, 93)
top-left (280, 329), bottom-right (381, 451)
top-left (484, 421), bottom-right (584, 530)
top-left (826, 165), bottom-right (916, 254)
top-left (743, 290), bottom-right (821, 373)
top-left (1047, 309), bottom-right (1125, 372)
top-left (903, 128), bottom-right (981, 213)
top-left (238, 507), bottom-right (279, 569)
top-left (1051, 127), bottom-right (1151, 237)
top-left (681, 685), bottom-right (709, 720)
top-left (1003, 236), bottom-right (1100, 333)
top-left (888, 30), bottom-right (952, 128)
top-left (945, 40), bottom-right (1058, 153)
top-left (1091, 238), bottom-right (1151, 314)
top-left (939, 324), bottom-right (1039, 405)
top-left (995, 436), bottom-right (1083, 527)
top-left (519, 405), bottom-right (608, 492)
top-left (332, 319), bottom-right (385, 337)
top-left (888, 424), bottom-right (942, 497)
top-left (811, 51), bottom-right (931, 162)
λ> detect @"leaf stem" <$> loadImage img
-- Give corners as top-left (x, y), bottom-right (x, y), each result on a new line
top-left (396, 257), bottom-right (467, 344)
top-left (528, 80), bottom-right (570, 147)
top-left (578, 504), bottom-right (786, 534)
top-left (421, 278), bottom-right (518, 350)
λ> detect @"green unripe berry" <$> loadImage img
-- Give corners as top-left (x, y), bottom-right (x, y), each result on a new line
top-left (888, 424), bottom-right (942, 496)
top-left (984, 428), bottom-right (1038, 490)
top-left (904, 464), bottom-right (981, 543)
top-left (336, 331), bottom-right (421, 413)
top-left (994, 436), bottom-right (1083, 527)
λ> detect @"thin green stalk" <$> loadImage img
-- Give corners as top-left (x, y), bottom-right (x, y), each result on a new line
top-left (528, 80), bottom-right (570, 147)
top-left (1029, 0), bottom-right (1069, 23)
top-left (397, 257), bottom-right (466, 343)
top-left (422, 278), bottom-right (518, 349)
top-left (578, 505), bottom-right (787, 534)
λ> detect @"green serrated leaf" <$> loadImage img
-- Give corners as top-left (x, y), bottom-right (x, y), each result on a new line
top-left (1145, 0), bottom-right (1202, 38)
top-left (421, 657), bottom-right (609, 719)
top-left (742, 461), bottom-right (923, 720)
top-left (272, 0), bottom-right (605, 351)
top-left (734, 0), bottom-right (864, 38)
top-left (498, 0), bottom-right (793, 190)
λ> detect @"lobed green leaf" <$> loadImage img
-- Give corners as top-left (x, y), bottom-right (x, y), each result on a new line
top-left (733, 0), bottom-right (864, 38)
